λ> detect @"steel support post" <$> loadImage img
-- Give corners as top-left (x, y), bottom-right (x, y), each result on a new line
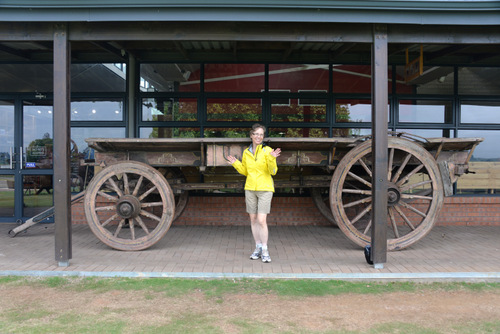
top-left (371, 24), bottom-right (388, 268)
top-left (53, 24), bottom-right (72, 266)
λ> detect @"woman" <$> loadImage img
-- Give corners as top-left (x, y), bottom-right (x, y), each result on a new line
top-left (227, 124), bottom-right (281, 263)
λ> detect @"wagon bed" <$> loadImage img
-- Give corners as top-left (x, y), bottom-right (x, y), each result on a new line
top-left (83, 134), bottom-right (482, 251)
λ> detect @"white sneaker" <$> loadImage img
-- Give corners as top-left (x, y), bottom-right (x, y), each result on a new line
top-left (250, 246), bottom-right (262, 260)
top-left (261, 249), bottom-right (271, 263)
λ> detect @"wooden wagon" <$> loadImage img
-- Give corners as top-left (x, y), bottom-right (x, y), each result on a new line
top-left (82, 133), bottom-right (482, 251)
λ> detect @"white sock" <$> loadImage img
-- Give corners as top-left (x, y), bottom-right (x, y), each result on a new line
top-left (256, 243), bottom-right (263, 250)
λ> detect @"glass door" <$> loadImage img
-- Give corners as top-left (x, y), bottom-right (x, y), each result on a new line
top-left (0, 100), bottom-right (15, 220)
top-left (21, 100), bottom-right (54, 218)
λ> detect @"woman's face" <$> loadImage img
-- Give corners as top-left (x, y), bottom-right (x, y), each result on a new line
top-left (251, 127), bottom-right (265, 146)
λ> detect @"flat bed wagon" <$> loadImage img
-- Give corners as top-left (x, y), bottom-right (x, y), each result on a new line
top-left (81, 133), bottom-right (482, 251)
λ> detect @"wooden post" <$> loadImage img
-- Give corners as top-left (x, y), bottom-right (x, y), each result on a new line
top-left (371, 24), bottom-right (388, 268)
top-left (53, 23), bottom-right (72, 266)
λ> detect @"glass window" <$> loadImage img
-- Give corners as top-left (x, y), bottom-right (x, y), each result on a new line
top-left (395, 66), bottom-right (454, 95)
top-left (458, 67), bottom-right (500, 95)
top-left (269, 64), bottom-right (329, 92)
top-left (396, 129), bottom-right (454, 139)
top-left (456, 130), bottom-right (500, 195)
top-left (140, 127), bottom-right (201, 138)
top-left (207, 98), bottom-right (261, 122)
top-left (140, 63), bottom-right (200, 92)
top-left (398, 100), bottom-right (452, 123)
top-left (271, 97), bottom-right (326, 123)
top-left (142, 97), bottom-right (197, 122)
top-left (0, 63), bottom-right (53, 93)
top-left (23, 174), bottom-right (53, 216)
top-left (72, 63), bottom-right (126, 92)
top-left (0, 175), bottom-right (15, 216)
top-left (23, 103), bottom-right (53, 169)
top-left (461, 102), bottom-right (500, 124)
top-left (336, 99), bottom-right (389, 123)
top-left (71, 99), bottom-right (124, 121)
top-left (332, 65), bottom-right (374, 94)
top-left (204, 64), bottom-right (264, 92)
top-left (0, 100), bottom-right (14, 169)
top-left (332, 128), bottom-right (371, 137)
top-left (268, 128), bottom-right (329, 138)
top-left (204, 127), bottom-right (249, 138)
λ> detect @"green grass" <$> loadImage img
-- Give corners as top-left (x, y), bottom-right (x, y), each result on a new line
top-left (3, 276), bottom-right (499, 297)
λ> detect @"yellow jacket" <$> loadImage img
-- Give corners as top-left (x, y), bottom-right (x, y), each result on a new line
top-left (232, 144), bottom-right (278, 192)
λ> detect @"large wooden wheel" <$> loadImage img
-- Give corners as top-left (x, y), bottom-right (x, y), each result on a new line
top-left (160, 167), bottom-right (189, 222)
top-left (330, 137), bottom-right (444, 251)
top-left (311, 188), bottom-right (337, 226)
top-left (84, 161), bottom-right (175, 251)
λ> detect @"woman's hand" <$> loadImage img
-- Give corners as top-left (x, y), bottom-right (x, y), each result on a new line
top-left (270, 148), bottom-right (281, 158)
top-left (227, 155), bottom-right (237, 164)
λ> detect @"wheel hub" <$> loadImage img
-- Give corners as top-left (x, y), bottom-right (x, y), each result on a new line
top-left (387, 182), bottom-right (401, 206)
top-left (116, 195), bottom-right (141, 219)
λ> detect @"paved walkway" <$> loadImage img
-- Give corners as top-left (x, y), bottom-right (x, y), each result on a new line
top-left (1, 222), bottom-right (499, 281)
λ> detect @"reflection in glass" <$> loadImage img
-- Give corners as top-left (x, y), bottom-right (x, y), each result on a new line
top-left (142, 98), bottom-right (197, 121)
top-left (269, 64), bottom-right (329, 92)
top-left (336, 100), bottom-right (390, 123)
top-left (332, 128), bottom-right (371, 137)
top-left (140, 127), bottom-right (201, 138)
top-left (72, 63), bottom-right (126, 92)
top-left (396, 129), bottom-right (453, 139)
top-left (140, 63), bottom-right (200, 92)
top-left (396, 66), bottom-right (454, 95)
top-left (204, 64), bottom-right (264, 92)
top-left (71, 99), bottom-right (124, 121)
top-left (204, 128), bottom-right (248, 138)
top-left (332, 65), bottom-right (376, 94)
top-left (271, 98), bottom-right (326, 122)
top-left (268, 128), bottom-right (329, 138)
top-left (71, 127), bottom-right (125, 190)
top-left (458, 67), bottom-right (500, 95)
top-left (23, 103), bottom-right (53, 169)
top-left (399, 100), bottom-right (452, 123)
top-left (461, 102), bottom-right (500, 124)
top-left (0, 175), bottom-right (15, 216)
top-left (456, 130), bottom-right (500, 194)
top-left (23, 174), bottom-right (53, 216)
top-left (207, 98), bottom-right (261, 122)
top-left (0, 100), bottom-right (14, 169)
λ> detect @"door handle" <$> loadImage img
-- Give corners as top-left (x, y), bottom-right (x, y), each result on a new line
top-left (19, 146), bottom-right (23, 170)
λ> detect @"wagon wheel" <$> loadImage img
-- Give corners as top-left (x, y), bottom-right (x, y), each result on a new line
top-left (311, 188), bottom-right (337, 226)
top-left (160, 167), bottom-right (189, 222)
top-left (330, 137), bottom-right (444, 251)
top-left (84, 161), bottom-right (175, 251)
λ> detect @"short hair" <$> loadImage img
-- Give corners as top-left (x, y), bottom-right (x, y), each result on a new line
top-left (250, 123), bottom-right (266, 136)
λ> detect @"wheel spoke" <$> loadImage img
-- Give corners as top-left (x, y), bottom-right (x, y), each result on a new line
top-left (351, 204), bottom-right (372, 225)
top-left (138, 185), bottom-right (158, 201)
top-left (394, 205), bottom-right (416, 230)
top-left (399, 200), bottom-right (427, 218)
top-left (140, 210), bottom-right (162, 222)
top-left (129, 219), bottom-right (135, 240)
top-left (363, 219), bottom-right (372, 234)
top-left (132, 175), bottom-right (144, 196)
top-left (342, 189), bottom-right (372, 195)
top-left (391, 152), bottom-right (412, 183)
top-left (101, 213), bottom-right (119, 228)
top-left (396, 164), bottom-right (425, 187)
top-left (135, 215), bottom-right (150, 234)
top-left (359, 158), bottom-right (372, 178)
top-left (343, 196), bottom-right (372, 209)
top-left (347, 171), bottom-right (372, 188)
top-left (106, 177), bottom-right (124, 197)
top-left (387, 147), bottom-right (394, 180)
top-left (400, 194), bottom-right (433, 201)
top-left (141, 201), bottom-right (164, 208)
top-left (97, 191), bottom-right (119, 202)
top-left (388, 207), bottom-right (400, 238)
top-left (113, 219), bottom-right (126, 237)
top-left (95, 205), bottom-right (116, 212)
top-left (400, 180), bottom-right (432, 192)
top-left (123, 173), bottom-right (130, 195)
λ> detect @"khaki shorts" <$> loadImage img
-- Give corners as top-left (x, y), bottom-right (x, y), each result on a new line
top-left (245, 190), bottom-right (273, 214)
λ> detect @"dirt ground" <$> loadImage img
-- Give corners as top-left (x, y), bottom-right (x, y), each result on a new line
top-left (1, 285), bottom-right (499, 333)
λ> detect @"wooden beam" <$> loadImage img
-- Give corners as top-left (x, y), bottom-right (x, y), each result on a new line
top-left (371, 23), bottom-right (388, 267)
top-left (53, 23), bottom-right (72, 266)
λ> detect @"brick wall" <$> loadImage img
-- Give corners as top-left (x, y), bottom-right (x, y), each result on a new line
top-left (71, 195), bottom-right (500, 227)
